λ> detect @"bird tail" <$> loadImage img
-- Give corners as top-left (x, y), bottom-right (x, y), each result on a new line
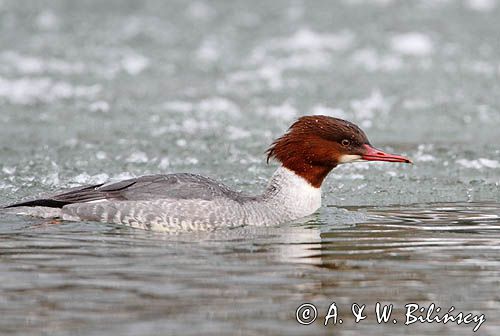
top-left (3, 199), bottom-right (70, 209)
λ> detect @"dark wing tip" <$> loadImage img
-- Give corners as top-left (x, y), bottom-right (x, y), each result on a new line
top-left (4, 199), bottom-right (71, 209)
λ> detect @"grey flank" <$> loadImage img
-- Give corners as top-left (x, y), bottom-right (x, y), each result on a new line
top-left (6, 167), bottom-right (321, 233)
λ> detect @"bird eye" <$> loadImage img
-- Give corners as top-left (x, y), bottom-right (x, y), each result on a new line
top-left (341, 139), bottom-right (350, 147)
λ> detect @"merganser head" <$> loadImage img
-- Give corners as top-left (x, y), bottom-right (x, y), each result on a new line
top-left (266, 115), bottom-right (412, 187)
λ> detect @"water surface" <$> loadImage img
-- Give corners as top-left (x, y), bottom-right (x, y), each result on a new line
top-left (1, 203), bottom-right (499, 335)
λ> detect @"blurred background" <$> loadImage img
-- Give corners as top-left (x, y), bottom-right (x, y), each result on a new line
top-left (0, 1), bottom-right (499, 335)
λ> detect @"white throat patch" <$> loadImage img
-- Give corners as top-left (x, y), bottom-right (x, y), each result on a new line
top-left (266, 166), bottom-right (322, 220)
top-left (338, 154), bottom-right (362, 164)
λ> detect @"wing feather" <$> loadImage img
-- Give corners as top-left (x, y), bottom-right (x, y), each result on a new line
top-left (5, 173), bottom-right (242, 209)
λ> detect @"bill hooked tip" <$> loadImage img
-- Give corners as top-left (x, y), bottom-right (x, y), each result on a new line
top-left (361, 144), bottom-right (412, 164)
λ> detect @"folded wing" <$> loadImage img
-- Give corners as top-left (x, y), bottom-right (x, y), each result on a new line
top-left (5, 173), bottom-right (242, 208)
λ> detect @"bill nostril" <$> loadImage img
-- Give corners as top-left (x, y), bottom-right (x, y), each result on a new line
top-left (377, 152), bottom-right (385, 156)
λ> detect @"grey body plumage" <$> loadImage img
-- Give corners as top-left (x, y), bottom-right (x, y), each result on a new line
top-left (5, 167), bottom-right (321, 233)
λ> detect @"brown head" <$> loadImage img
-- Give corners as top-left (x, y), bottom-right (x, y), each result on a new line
top-left (266, 115), bottom-right (411, 188)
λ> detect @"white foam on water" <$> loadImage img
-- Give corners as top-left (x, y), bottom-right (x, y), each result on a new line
top-left (89, 100), bottom-right (110, 113)
top-left (35, 10), bottom-right (60, 31)
top-left (350, 48), bottom-right (403, 72)
top-left (226, 126), bottom-right (251, 140)
top-left (1, 52), bottom-right (85, 75)
top-left (196, 38), bottom-right (220, 63)
top-left (41, 162), bottom-right (60, 187)
top-left (2, 52), bottom-right (43, 74)
top-left (457, 158), bottom-right (500, 169)
top-left (402, 98), bottom-right (431, 110)
top-left (95, 151), bottom-right (107, 160)
top-left (249, 28), bottom-right (354, 68)
top-left (163, 101), bottom-right (194, 113)
top-left (258, 102), bottom-right (298, 121)
top-left (274, 28), bottom-right (355, 52)
top-left (414, 144), bottom-right (437, 162)
top-left (0, 76), bottom-right (100, 105)
top-left (184, 157), bottom-right (199, 165)
top-left (279, 51), bottom-right (332, 69)
top-left (111, 172), bottom-right (136, 182)
top-left (185, 1), bottom-right (216, 21)
top-left (285, 3), bottom-right (304, 20)
top-left (197, 97), bottom-right (240, 116)
top-left (342, 0), bottom-right (394, 6)
top-left (233, 28), bottom-right (355, 91)
top-left (158, 157), bottom-right (171, 169)
top-left (256, 65), bottom-right (284, 89)
top-left (344, 162), bottom-right (371, 170)
top-left (2, 166), bottom-right (16, 175)
top-left (415, 153), bottom-right (437, 162)
top-left (309, 104), bottom-right (348, 119)
top-left (390, 33), bottom-right (434, 56)
top-left (477, 105), bottom-right (500, 123)
top-left (70, 173), bottom-right (110, 185)
top-left (418, 0), bottom-right (454, 8)
top-left (176, 139), bottom-right (187, 147)
top-left (465, 0), bottom-right (497, 11)
top-left (0, 180), bottom-right (15, 191)
top-left (164, 97), bottom-right (240, 116)
top-left (121, 54), bottom-right (150, 75)
top-left (68, 172), bottom-right (137, 190)
top-left (126, 152), bottom-right (149, 163)
top-left (331, 173), bottom-right (365, 180)
top-left (182, 119), bottom-right (208, 133)
top-left (160, 97), bottom-right (240, 136)
top-left (350, 90), bottom-right (392, 127)
top-left (156, 118), bottom-right (220, 135)
top-left (466, 60), bottom-right (496, 76)
top-left (224, 66), bottom-right (282, 90)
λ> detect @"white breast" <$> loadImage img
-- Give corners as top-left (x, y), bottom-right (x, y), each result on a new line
top-left (244, 166), bottom-right (322, 226)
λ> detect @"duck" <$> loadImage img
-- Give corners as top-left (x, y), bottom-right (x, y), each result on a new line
top-left (4, 115), bottom-right (411, 232)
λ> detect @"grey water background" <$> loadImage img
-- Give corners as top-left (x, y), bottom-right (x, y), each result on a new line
top-left (1, 0), bottom-right (500, 335)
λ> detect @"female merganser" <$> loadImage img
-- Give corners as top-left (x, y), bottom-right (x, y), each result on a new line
top-left (4, 115), bottom-right (411, 232)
